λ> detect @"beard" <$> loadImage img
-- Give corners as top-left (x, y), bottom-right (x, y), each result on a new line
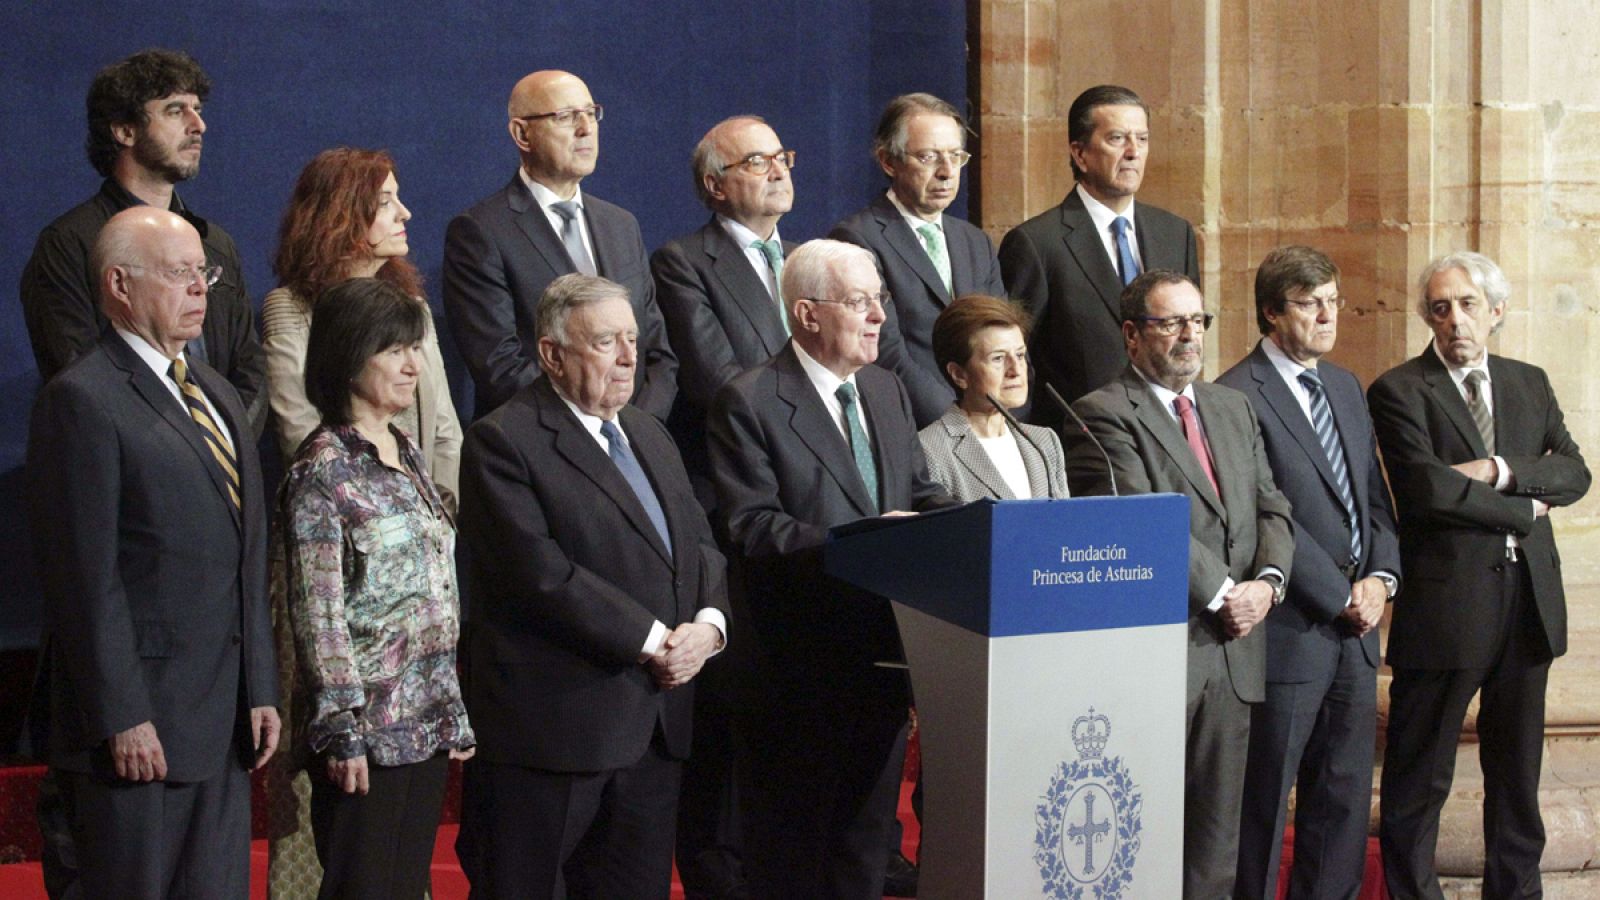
top-left (132, 129), bottom-right (201, 183)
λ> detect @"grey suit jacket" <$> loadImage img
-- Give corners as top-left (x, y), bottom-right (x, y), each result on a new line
top-left (831, 195), bottom-right (1008, 427)
top-left (999, 188), bottom-right (1199, 410)
top-left (1369, 346), bottom-right (1589, 668)
top-left (1065, 364), bottom-right (1295, 702)
top-left (27, 331), bottom-right (277, 781)
top-left (443, 175), bottom-right (677, 419)
top-left (708, 346), bottom-right (957, 702)
top-left (458, 376), bottom-right (728, 771)
top-left (917, 404), bottom-right (1069, 501)
top-left (1216, 343), bottom-right (1402, 678)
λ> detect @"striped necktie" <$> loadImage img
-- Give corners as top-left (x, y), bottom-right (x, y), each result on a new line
top-left (169, 358), bottom-right (239, 509)
top-left (836, 382), bottom-right (880, 513)
top-left (1298, 369), bottom-right (1361, 564)
top-left (1464, 370), bottom-right (1495, 456)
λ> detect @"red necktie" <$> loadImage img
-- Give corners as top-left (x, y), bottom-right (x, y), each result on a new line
top-left (1173, 394), bottom-right (1220, 498)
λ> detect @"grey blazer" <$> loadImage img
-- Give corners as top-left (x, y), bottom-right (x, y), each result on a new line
top-left (917, 404), bottom-right (1069, 501)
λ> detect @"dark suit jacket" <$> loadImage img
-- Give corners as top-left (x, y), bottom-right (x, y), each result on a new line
top-left (998, 188), bottom-right (1199, 411)
top-left (457, 376), bottom-right (728, 772)
top-left (26, 331), bottom-right (276, 782)
top-left (1216, 343), bottom-right (1402, 679)
top-left (443, 175), bottom-right (677, 420)
top-left (707, 346), bottom-right (957, 706)
top-left (1065, 365), bottom-right (1294, 702)
top-left (651, 217), bottom-right (793, 508)
top-left (19, 178), bottom-right (268, 438)
top-left (830, 195), bottom-right (1007, 427)
top-left (1368, 346), bottom-right (1590, 668)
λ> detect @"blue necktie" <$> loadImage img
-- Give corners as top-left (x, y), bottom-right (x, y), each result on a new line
top-left (1111, 216), bottom-right (1139, 286)
top-left (1298, 369), bottom-right (1361, 564)
top-left (600, 420), bottom-right (672, 557)
top-left (835, 382), bottom-right (879, 514)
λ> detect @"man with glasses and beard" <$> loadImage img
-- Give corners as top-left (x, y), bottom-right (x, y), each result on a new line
top-left (21, 48), bottom-right (266, 439)
top-left (1064, 270), bottom-right (1294, 899)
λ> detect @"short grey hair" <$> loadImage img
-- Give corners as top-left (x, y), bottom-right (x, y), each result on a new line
top-left (1417, 251), bottom-right (1510, 333)
top-left (873, 93), bottom-right (964, 162)
top-left (536, 273), bottom-right (630, 346)
top-left (781, 239), bottom-right (876, 325)
top-left (692, 115), bottom-right (768, 208)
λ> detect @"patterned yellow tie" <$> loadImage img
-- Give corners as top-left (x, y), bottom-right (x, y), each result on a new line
top-left (169, 358), bottom-right (240, 509)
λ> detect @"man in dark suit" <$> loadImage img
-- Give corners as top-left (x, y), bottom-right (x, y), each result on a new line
top-left (831, 93), bottom-right (1007, 428)
top-left (999, 84), bottom-right (1200, 416)
top-left (708, 239), bottom-right (956, 899)
top-left (1216, 247), bottom-right (1402, 899)
top-left (20, 48), bottom-right (267, 439)
top-left (1065, 270), bottom-right (1294, 899)
top-left (1370, 251), bottom-right (1590, 899)
top-left (651, 114), bottom-right (796, 899)
top-left (457, 273), bottom-right (729, 898)
top-left (444, 69), bottom-right (676, 420)
top-left (25, 208), bottom-right (280, 899)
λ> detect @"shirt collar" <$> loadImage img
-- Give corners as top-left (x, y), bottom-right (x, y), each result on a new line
top-left (1430, 339), bottom-right (1491, 387)
top-left (1076, 182), bottom-right (1136, 234)
top-left (115, 327), bottom-right (186, 382)
top-left (1260, 334), bottom-right (1315, 380)
top-left (885, 188), bottom-right (943, 232)
top-left (553, 387), bottom-right (622, 446)
top-left (520, 168), bottom-right (584, 212)
top-left (1134, 364), bottom-right (1195, 412)
top-left (717, 214), bottom-right (780, 249)
top-left (792, 340), bottom-right (856, 398)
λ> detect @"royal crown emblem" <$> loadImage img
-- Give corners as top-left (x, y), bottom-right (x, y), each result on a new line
top-left (1036, 707), bottom-right (1142, 898)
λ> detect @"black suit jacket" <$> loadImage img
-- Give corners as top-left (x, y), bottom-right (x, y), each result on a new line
top-left (1066, 365), bottom-right (1295, 702)
top-left (1368, 346), bottom-right (1589, 668)
top-left (1216, 343), bottom-right (1402, 678)
top-left (652, 218), bottom-right (793, 508)
top-left (830, 195), bottom-right (1007, 427)
top-left (458, 377), bottom-right (728, 772)
top-left (443, 175), bottom-right (677, 420)
top-left (999, 188), bottom-right (1199, 410)
top-left (19, 179), bottom-right (268, 439)
top-left (707, 346), bottom-right (956, 705)
top-left (26, 331), bottom-right (276, 781)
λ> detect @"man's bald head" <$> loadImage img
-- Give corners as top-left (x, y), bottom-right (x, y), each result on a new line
top-left (506, 70), bottom-right (599, 197)
top-left (94, 207), bottom-right (209, 356)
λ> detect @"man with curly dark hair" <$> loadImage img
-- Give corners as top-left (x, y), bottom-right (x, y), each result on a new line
top-left (20, 48), bottom-right (265, 437)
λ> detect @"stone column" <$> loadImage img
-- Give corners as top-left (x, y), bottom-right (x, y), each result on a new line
top-left (974, 0), bottom-right (1600, 893)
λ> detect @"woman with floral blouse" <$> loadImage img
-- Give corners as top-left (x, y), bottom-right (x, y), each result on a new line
top-left (279, 277), bottom-right (474, 899)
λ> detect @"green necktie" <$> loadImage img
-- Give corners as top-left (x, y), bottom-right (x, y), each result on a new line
top-left (751, 238), bottom-right (789, 335)
top-left (916, 222), bottom-right (952, 295)
top-left (835, 382), bottom-right (879, 513)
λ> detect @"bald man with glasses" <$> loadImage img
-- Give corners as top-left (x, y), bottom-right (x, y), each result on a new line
top-left (444, 69), bottom-right (677, 420)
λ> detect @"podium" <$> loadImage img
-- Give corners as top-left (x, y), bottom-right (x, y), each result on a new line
top-left (826, 495), bottom-right (1190, 899)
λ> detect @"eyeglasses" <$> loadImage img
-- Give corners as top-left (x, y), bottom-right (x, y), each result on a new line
top-left (904, 149), bottom-right (972, 169)
top-left (1285, 295), bottom-right (1347, 313)
top-left (123, 263), bottom-right (222, 288)
top-left (804, 292), bottom-right (892, 314)
top-left (720, 150), bottom-right (796, 175)
top-left (1132, 313), bottom-right (1213, 336)
top-left (515, 105), bottom-right (604, 128)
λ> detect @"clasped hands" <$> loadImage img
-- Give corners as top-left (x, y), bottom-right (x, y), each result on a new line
top-left (646, 621), bottom-right (722, 690)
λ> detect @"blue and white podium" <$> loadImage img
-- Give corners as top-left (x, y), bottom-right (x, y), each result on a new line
top-left (826, 495), bottom-right (1189, 899)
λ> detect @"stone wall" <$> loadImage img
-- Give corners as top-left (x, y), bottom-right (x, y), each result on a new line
top-left (973, 0), bottom-right (1600, 885)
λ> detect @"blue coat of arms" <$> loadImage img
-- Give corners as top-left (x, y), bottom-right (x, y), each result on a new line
top-left (1035, 707), bottom-right (1142, 898)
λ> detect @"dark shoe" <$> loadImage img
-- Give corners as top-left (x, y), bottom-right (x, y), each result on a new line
top-left (883, 850), bottom-right (918, 897)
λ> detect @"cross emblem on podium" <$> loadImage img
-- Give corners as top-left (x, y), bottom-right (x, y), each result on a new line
top-left (1067, 790), bottom-right (1111, 875)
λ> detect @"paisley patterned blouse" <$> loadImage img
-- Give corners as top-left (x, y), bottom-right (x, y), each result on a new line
top-left (279, 424), bottom-right (473, 766)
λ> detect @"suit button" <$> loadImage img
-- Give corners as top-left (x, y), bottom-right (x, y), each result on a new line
top-left (1491, 563), bottom-right (1505, 573)
top-left (231, 634), bottom-right (242, 645)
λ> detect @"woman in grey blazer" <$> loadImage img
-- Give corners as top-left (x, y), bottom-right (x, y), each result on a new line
top-left (917, 295), bottom-right (1070, 501)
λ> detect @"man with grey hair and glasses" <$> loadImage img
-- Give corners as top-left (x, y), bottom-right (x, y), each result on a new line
top-left (831, 92), bottom-right (1006, 428)
top-left (709, 239), bottom-right (956, 898)
top-left (444, 69), bottom-right (676, 420)
top-left (1370, 251), bottom-right (1589, 899)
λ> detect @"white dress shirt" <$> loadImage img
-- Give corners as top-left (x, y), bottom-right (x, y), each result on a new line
top-left (1077, 183), bottom-right (1143, 275)
top-left (520, 169), bottom-right (597, 265)
top-left (792, 341), bottom-right (871, 444)
top-left (717, 214), bottom-right (783, 301)
top-left (117, 328), bottom-right (233, 453)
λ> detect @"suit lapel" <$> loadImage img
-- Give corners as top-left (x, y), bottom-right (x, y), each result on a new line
top-left (872, 196), bottom-right (951, 306)
top-left (939, 408), bottom-right (1013, 499)
top-left (1126, 370), bottom-right (1224, 517)
top-left (539, 383), bottom-right (673, 566)
top-left (702, 220), bottom-right (788, 356)
top-left (775, 349), bottom-right (877, 516)
top-left (1059, 192), bottom-right (1123, 325)
top-left (1418, 347), bottom-right (1488, 457)
top-left (1322, 365), bottom-right (1372, 510)
top-left (1248, 347), bottom-right (1339, 496)
top-left (1018, 426), bottom-right (1054, 498)
top-left (1132, 204), bottom-right (1185, 270)
top-left (506, 178), bottom-right (573, 276)
top-left (858, 371), bottom-right (900, 508)
top-left (584, 200), bottom-right (624, 279)
top-left (106, 337), bottom-right (241, 529)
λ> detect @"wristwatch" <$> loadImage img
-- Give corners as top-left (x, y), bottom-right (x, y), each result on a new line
top-left (1259, 572), bottom-right (1287, 607)
top-left (1373, 571), bottom-right (1399, 599)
